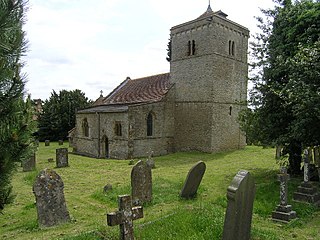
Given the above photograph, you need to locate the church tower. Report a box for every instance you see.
[170,4,249,152]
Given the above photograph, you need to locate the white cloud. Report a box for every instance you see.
[24,0,276,101]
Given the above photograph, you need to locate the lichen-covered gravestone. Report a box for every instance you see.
[180,161,206,199]
[131,160,152,206]
[107,195,143,240]
[22,153,36,172]
[222,170,256,240]
[56,148,69,168]
[33,169,70,227]
[293,149,320,205]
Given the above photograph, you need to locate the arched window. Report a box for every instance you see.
[147,112,153,136]
[192,40,196,55]
[231,41,235,56]
[82,118,89,137]
[115,122,122,136]
[188,41,191,56]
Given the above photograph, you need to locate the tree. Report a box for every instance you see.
[37,89,91,141]
[241,0,320,174]
[0,0,35,211]
[166,38,171,62]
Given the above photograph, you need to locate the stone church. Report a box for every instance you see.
[72,5,249,159]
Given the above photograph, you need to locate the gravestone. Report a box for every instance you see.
[131,160,152,206]
[314,146,320,180]
[222,170,256,240]
[56,148,69,168]
[275,145,283,160]
[146,151,155,169]
[107,195,143,240]
[103,184,113,193]
[33,169,70,227]
[58,140,64,145]
[293,149,320,205]
[272,167,297,223]
[48,158,54,163]
[45,140,50,146]
[22,153,36,172]
[180,161,206,199]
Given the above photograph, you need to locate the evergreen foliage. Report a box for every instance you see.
[166,38,172,62]
[0,0,35,211]
[37,89,91,141]
[240,0,320,174]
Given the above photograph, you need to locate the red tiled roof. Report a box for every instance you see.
[103,73,171,105]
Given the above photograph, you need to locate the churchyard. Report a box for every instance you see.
[1,143,320,240]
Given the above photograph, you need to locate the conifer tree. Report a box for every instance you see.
[0,0,35,211]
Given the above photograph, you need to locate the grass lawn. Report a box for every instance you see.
[0,142,319,239]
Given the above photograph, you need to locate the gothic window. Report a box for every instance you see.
[115,122,122,136]
[192,40,196,55]
[187,40,196,56]
[82,118,89,137]
[147,112,154,136]
[231,41,235,56]
[229,106,232,116]
[229,40,235,56]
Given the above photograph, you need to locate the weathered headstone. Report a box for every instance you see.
[107,195,143,240]
[180,161,206,199]
[293,149,320,205]
[103,184,113,193]
[58,140,64,145]
[45,140,50,146]
[146,151,155,169]
[33,169,70,227]
[275,145,283,160]
[272,167,297,223]
[48,158,54,163]
[56,148,69,168]
[314,146,320,180]
[22,153,36,172]
[131,160,152,206]
[222,170,256,240]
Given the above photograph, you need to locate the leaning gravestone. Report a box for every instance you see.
[56,148,69,168]
[45,140,50,146]
[131,160,152,206]
[107,195,143,240]
[272,167,296,223]
[180,161,206,199]
[22,153,36,172]
[33,169,70,227]
[222,170,256,240]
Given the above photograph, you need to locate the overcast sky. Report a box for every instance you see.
[23,0,275,101]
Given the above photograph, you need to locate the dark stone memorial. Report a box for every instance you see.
[33,169,70,227]
[272,167,297,223]
[293,149,320,205]
[22,153,36,172]
[131,160,152,206]
[107,195,143,240]
[56,148,69,168]
[45,140,50,146]
[222,170,256,240]
[180,161,206,199]
[58,140,64,145]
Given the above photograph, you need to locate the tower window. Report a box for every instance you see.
[229,40,235,56]
[82,118,89,137]
[187,40,196,56]
[147,112,154,136]
[115,122,122,136]
[229,106,232,116]
[192,40,196,55]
